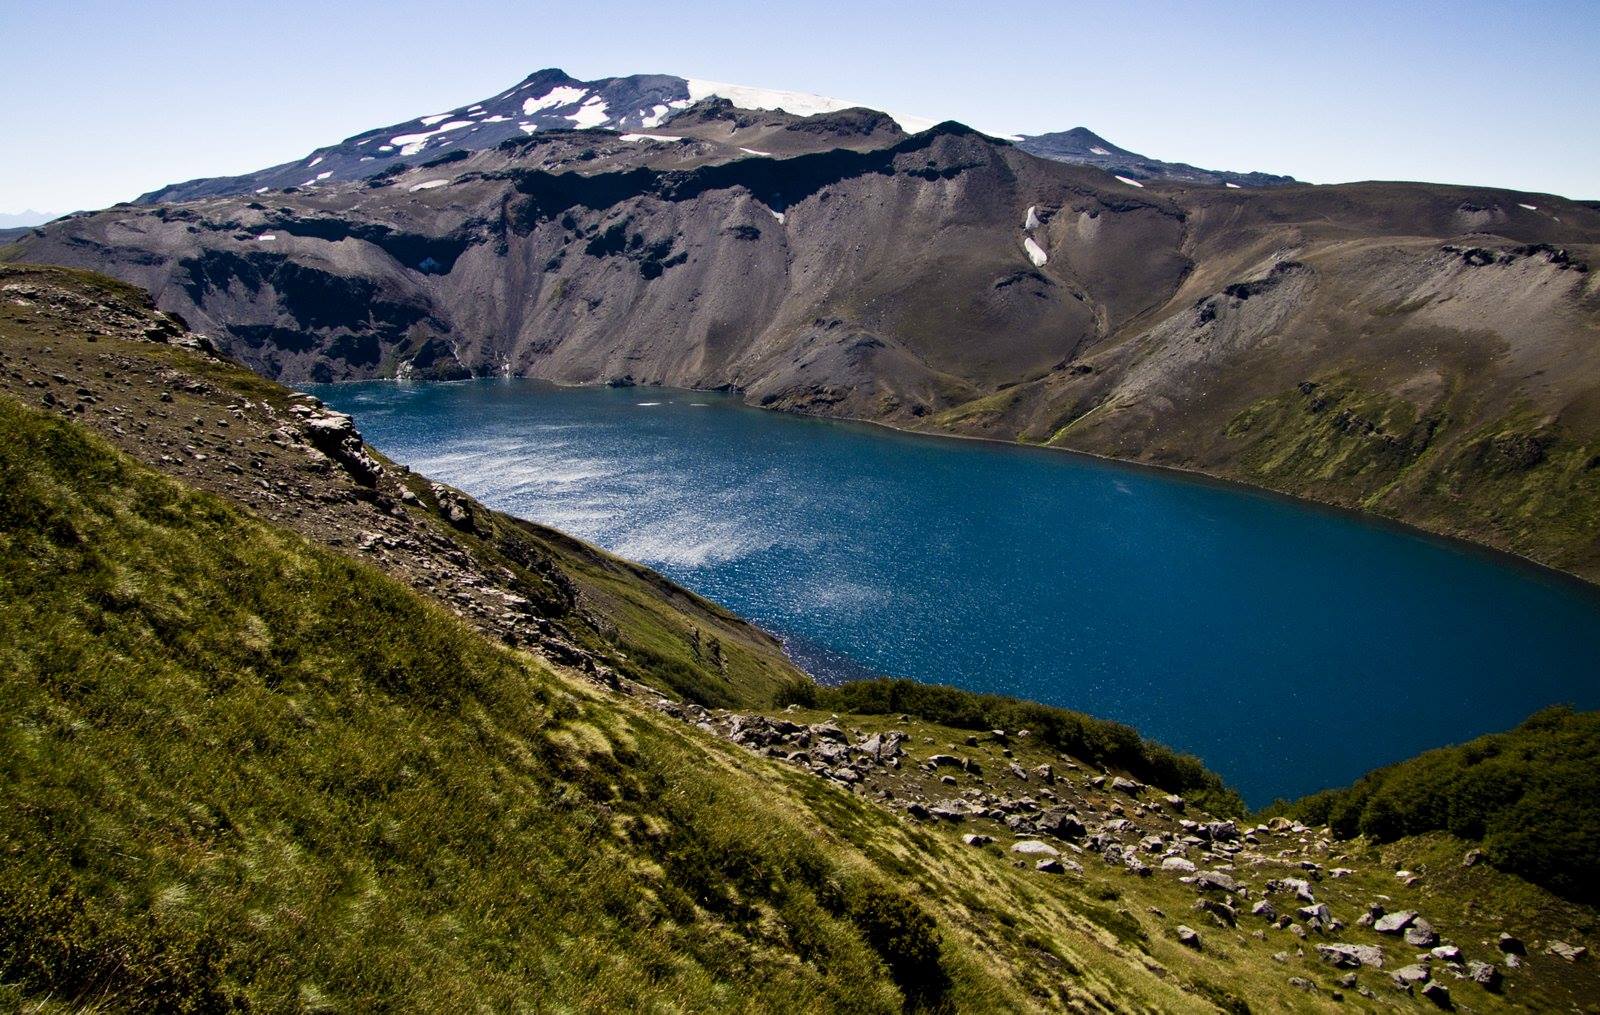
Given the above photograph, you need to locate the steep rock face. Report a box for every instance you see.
[9,118,1600,578]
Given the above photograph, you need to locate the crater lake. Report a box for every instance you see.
[308,379,1600,804]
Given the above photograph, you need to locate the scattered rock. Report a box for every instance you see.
[1546,940,1587,962]
[1467,960,1501,991]
[1317,943,1384,969]
[1374,910,1418,935]
[1192,870,1241,894]
[1391,963,1430,990]
[1420,979,1451,1008]
[1403,918,1438,947]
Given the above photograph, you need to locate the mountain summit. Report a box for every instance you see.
[135,68,1286,203]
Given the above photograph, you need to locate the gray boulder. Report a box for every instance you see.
[1317,943,1384,969]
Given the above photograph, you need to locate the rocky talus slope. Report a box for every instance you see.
[3,263,1598,1011]
[8,99,1600,582]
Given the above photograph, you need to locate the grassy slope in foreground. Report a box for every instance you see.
[0,395,964,1012]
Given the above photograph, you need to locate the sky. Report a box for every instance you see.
[2,0,1597,216]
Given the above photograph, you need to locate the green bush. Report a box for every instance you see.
[800,679,1244,816]
[1288,705,1600,904]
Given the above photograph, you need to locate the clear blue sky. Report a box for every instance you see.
[3,0,1597,214]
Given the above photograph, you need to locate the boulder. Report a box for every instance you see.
[1192,870,1241,894]
[1037,807,1086,840]
[1110,776,1143,796]
[1035,858,1067,874]
[1298,903,1335,931]
[1251,899,1277,922]
[961,833,993,847]
[1317,943,1384,969]
[1010,839,1059,858]
[1161,856,1197,873]
[1429,945,1462,964]
[1467,960,1501,991]
[1496,932,1525,955]
[1176,925,1202,950]
[1403,919,1438,947]
[1194,898,1237,927]
[1373,910,1418,935]
[1419,980,1451,1008]
[1546,940,1587,962]
[1391,963,1430,989]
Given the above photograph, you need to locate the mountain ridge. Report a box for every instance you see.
[130,68,1290,205]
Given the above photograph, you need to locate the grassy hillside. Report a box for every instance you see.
[0,395,966,1011]
[1283,706,1600,906]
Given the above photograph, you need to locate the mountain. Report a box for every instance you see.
[4,261,1598,1011]
[0,209,56,228]
[135,68,940,204]
[10,93,1600,583]
[1014,126,1296,187]
[130,68,1284,205]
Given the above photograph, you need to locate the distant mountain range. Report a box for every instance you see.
[135,68,1291,204]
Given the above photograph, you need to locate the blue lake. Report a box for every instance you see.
[308,379,1600,805]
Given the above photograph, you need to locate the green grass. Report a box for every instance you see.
[0,395,957,1012]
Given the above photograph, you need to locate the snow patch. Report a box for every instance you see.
[315,171,332,181]
[308,155,324,167]
[1089,146,1111,155]
[1023,236,1048,267]
[1225,182,1242,189]
[1114,175,1144,188]
[254,186,270,194]
[566,96,610,129]
[639,103,672,128]
[482,114,509,123]
[257,234,276,242]
[620,133,684,142]
[523,85,588,116]
[419,113,453,126]
[685,78,937,133]
[390,119,475,157]
[1024,205,1041,230]
[769,208,786,224]
[739,147,772,157]
[518,123,538,135]
[409,179,450,192]
[1519,203,1538,210]
[636,401,663,407]
[359,156,374,162]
